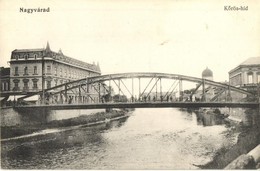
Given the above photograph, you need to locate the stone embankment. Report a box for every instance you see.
[1,108,133,139]
[225,144,260,169]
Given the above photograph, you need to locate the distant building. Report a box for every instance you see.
[0,67,10,92]
[202,67,213,80]
[229,57,260,92]
[193,67,214,101]
[9,42,101,94]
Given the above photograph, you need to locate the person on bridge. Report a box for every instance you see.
[160,95,163,102]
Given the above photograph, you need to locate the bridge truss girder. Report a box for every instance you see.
[19,72,255,105]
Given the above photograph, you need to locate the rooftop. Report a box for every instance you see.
[13,48,45,52]
[11,43,101,73]
[240,57,260,66]
[229,57,260,74]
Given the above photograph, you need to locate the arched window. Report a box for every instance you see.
[34,54,38,59]
[247,72,253,84]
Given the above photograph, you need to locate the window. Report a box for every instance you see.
[257,73,260,83]
[47,81,51,89]
[14,82,19,91]
[5,82,8,91]
[33,81,38,89]
[54,67,57,75]
[23,79,29,91]
[24,67,28,75]
[14,67,19,75]
[1,82,4,91]
[24,54,29,60]
[33,66,37,75]
[34,54,38,59]
[2,82,9,91]
[60,68,62,77]
[24,82,28,90]
[248,72,253,84]
[54,79,58,86]
[47,66,51,74]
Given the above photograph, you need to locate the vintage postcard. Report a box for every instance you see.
[0,0,259,169]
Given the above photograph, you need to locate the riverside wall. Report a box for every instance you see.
[0,107,105,127]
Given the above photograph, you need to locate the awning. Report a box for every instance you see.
[7,95,25,101]
[23,95,39,101]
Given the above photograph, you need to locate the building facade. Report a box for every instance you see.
[0,67,10,93]
[229,57,260,92]
[9,43,102,103]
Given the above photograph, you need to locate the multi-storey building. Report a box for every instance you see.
[0,67,10,92]
[9,42,102,103]
[229,57,260,93]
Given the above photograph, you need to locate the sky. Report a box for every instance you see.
[0,0,259,82]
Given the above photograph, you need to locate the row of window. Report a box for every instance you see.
[13,80,52,91]
[1,82,9,91]
[14,66,38,76]
[231,73,260,86]
[246,72,260,84]
[53,66,91,79]
[13,66,92,79]
[12,54,39,60]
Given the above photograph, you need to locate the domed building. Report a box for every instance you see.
[202,67,213,80]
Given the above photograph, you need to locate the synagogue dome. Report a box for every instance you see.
[202,67,213,78]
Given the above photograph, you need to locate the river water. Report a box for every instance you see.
[1,108,240,169]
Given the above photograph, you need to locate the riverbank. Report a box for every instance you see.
[1,108,133,139]
[200,108,260,169]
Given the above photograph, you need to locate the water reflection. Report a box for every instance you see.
[2,118,128,169]
[2,108,240,169]
[195,109,225,126]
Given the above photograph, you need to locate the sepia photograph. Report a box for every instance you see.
[0,0,260,169]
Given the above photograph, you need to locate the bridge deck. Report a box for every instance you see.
[14,102,259,111]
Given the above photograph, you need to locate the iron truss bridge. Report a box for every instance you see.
[17,72,258,110]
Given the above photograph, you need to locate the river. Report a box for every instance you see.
[0,108,246,169]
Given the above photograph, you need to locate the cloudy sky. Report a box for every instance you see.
[0,0,259,82]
